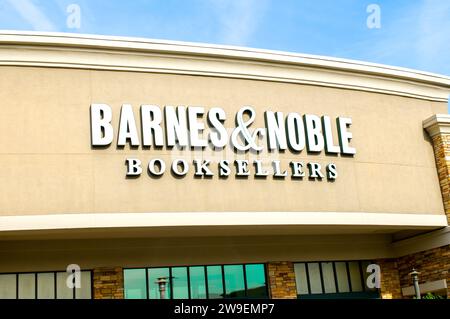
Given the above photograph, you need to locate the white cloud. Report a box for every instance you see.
[6,0,56,31]
[208,0,270,46]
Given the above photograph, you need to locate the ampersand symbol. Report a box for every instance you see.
[231,106,264,151]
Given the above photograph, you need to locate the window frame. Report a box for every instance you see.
[0,269,93,299]
[293,260,380,298]
[124,262,269,300]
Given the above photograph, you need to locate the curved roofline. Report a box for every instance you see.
[0,30,449,102]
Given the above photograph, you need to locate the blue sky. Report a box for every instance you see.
[1,0,450,77]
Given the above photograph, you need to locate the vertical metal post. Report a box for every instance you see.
[156,277,169,300]
[409,269,421,299]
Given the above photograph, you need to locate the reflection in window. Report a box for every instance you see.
[124,263,267,299]
[206,266,224,299]
[245,264,267,298]
[148,268,171,299]
[124,268,147,299]
[172,267,189,299]
[224,265,245,298]
[189,266,207,299]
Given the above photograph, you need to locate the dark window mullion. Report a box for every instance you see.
[73,270,76,300]
[54,272,57,299]
[345,262,352,292]
[332,262,339,293]
[242,264,248,298]
[169,267,173,300]
[318,263,325,294]
[145,268,149,299]
[35,273,38,299]
[305,263,311,294]
[263,263,269,299]
[359,261,367,292]
[187,267,191,299]
[204,266,209,299]
[15,273,19,299]
[221,265,226,299]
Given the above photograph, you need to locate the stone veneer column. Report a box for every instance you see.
[93,267,124,299]
[267,261,297,299]
[376,259,402,299]
[423,114,450,224]
[397,245,450,299]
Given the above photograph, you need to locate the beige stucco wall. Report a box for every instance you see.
[0,65,446,216]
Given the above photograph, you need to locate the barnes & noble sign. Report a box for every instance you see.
[90,104,356,180]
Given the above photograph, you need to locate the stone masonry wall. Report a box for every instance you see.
[376,259,402,299]
[93,267,124,299]
[267,261,297,299]
[431,134,450,224]
[397,245,450,298]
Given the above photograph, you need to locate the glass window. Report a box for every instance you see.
[335,262,350,293]
[321,262,336,294]
[75,271,92,299]
[307,263,322,294]
[124,269,147,299]
[224,265,245,298]
[123,263,268,299]
[361,260,376,292]
[37,273,55,299]
[18,273,35,299]
[0,274,16,299]
[189,266,207,299]
[245,264,267,298]
[148,268,170,299]
[294,263,309,295]
[349,262,363,292]
[206,266,224,299]
[56,272,73,299]
[172,267,189,299]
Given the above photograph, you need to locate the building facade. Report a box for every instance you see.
[0,32,449,299]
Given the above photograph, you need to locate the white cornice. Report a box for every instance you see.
[0,212,447,233]
[0,31,450,102]
[423,114,450,137]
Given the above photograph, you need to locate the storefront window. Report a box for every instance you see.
[124,268,147,299]
[206,266,224,299]
[18,273,35,299]
[172,267,189,299]
[245,264,267,298]
[0,274,16,299]
[124,263,267,299]
[189,266,207,299]
[224,265,245,298]
[294,260,379,299]
[321,262,337,294]
[148,268,170,299]
[0,270,92,299]
[335,262,350,293]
